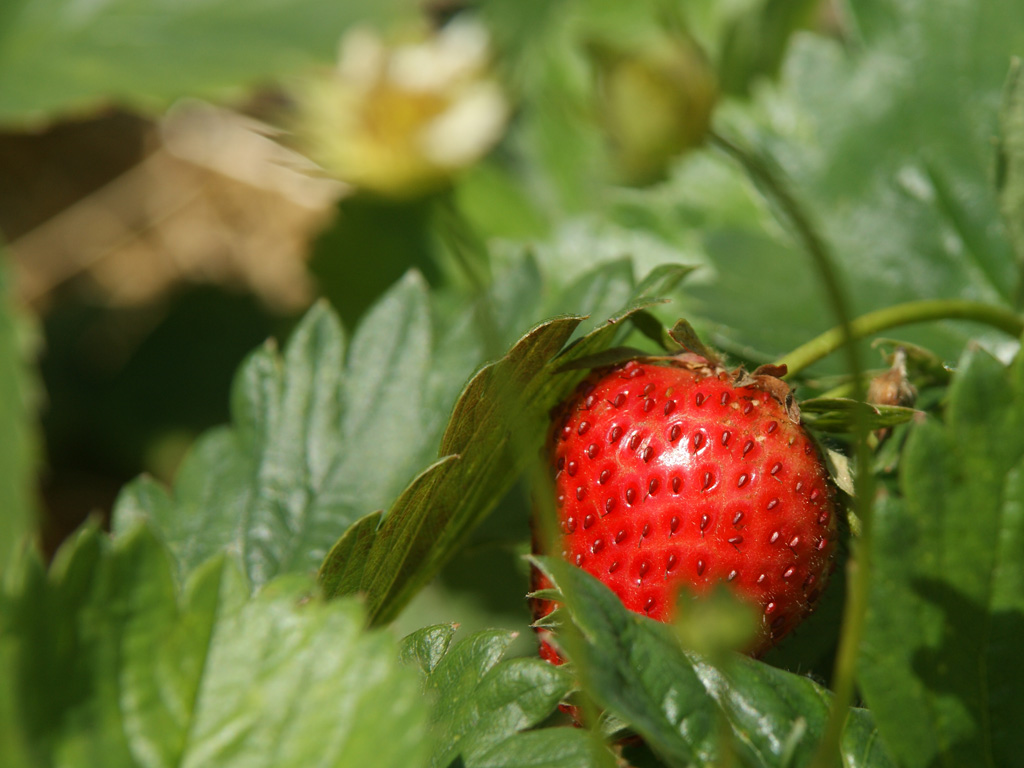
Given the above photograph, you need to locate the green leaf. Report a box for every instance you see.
[716,0,819,95]
[317,510,381,599]
[400,625,606,768]
[759,0,1021,342]
[0,0,410,126]
[511,27,607,215]
[538,556,894,768]
[320,316,580,622]
[455,161,552,242]
[320,265,684,624]
[344,454,465,622]
[798,397,918,433]
[859,345,1024,768]
[112,275,458,590]
[632,263,699,301]
[666,317,717,360]
[0,523,430,768]
[113,300,354,586]
[554,346,652,373]
[0,256,36,578]
[399,622,457,674]
[310,195,443,332]
[486,250,548,350]
[545,258,636,339]
[335,270,434,512]
[997,57,1024,307]
[468,727,603,768]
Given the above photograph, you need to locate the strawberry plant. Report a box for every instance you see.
[2,1,1024,767]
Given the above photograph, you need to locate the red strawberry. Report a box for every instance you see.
[533,357,837,660]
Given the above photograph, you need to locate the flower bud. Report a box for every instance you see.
[591,36,718,185]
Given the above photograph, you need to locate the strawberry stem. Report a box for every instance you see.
[776,299,1024,377]
[433,191,508,362]
[711,129,873,768]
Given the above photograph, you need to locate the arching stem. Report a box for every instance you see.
[777,300,1024,377]
[710,129,871,768]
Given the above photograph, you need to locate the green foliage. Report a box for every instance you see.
[401,625,606,767]
[113,259,688,599]
[798,398,918,433]
[111,270,492,588]
[536,557,895,768]
[0,0,411,125]
[112,296,368,588]
[318,318,579,621]
[0,523,430,768]
[319,263,691,624]
[715,0,820,95]
[6,0,1024,766]
[571,0,1024,366]
[859,344,1024,768]
[998,57,1024,306]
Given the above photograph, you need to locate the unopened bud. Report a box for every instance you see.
[591,36,718,185]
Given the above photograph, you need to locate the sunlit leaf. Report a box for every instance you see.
[114,276,461,588]
[320,264,692,624]
[0,523,430,768]
[798,397,918,433]
[537,556,895,768]
[400,625,606,768]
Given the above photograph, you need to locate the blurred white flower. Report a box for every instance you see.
[293,19,508,198]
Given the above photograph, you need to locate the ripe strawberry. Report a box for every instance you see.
[533,357,837,660]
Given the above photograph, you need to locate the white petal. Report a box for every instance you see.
[420,83,507,167]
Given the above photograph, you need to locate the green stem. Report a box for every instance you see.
[710,129,872,768]
[777,300,1024,377]
[432,192,505,360]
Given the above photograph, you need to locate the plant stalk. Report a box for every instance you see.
[433,191,506,360]
[776,300,1024,377]
[710,129,872,768]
